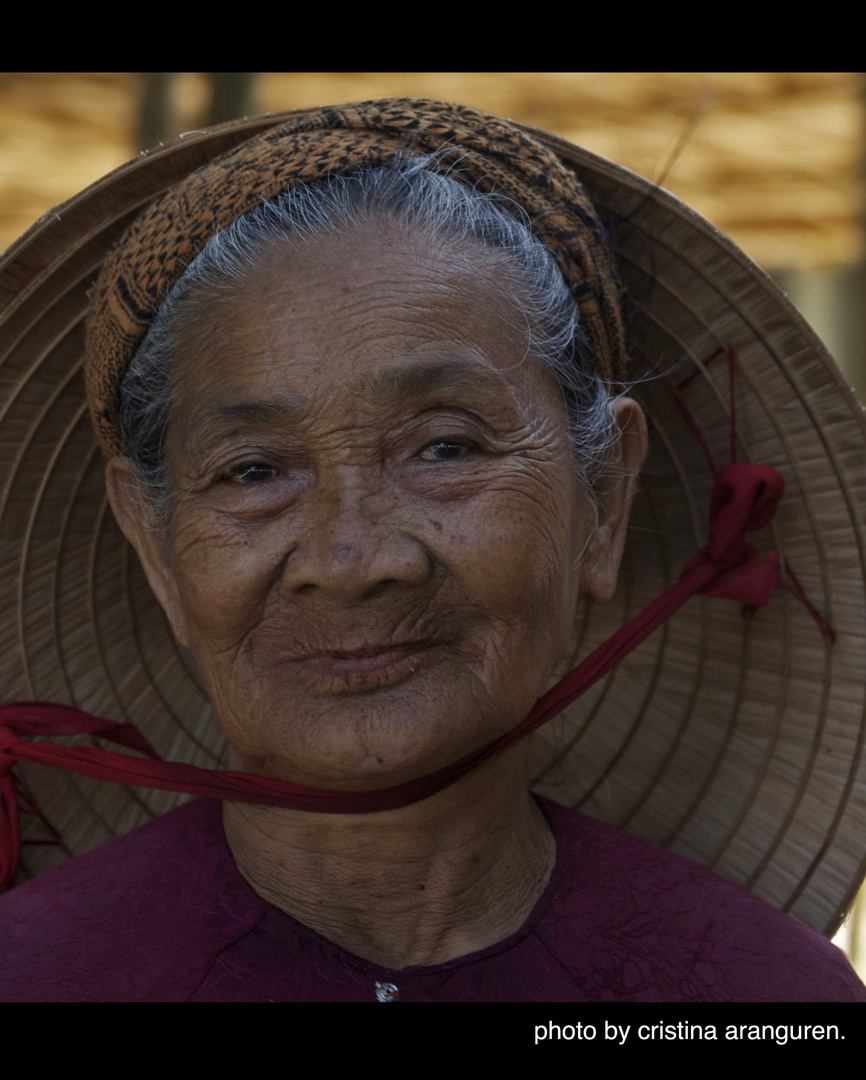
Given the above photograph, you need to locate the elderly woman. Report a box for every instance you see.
[0,100,864,1002]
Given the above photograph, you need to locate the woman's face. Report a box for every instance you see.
[115,222,636,789]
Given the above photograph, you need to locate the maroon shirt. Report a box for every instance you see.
[0,796,862,1002]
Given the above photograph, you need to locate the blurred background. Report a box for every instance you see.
[1,71,863,976]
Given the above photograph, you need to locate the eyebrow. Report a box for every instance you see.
[180,393,308,453]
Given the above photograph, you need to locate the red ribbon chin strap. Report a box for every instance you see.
[0,458,832,889]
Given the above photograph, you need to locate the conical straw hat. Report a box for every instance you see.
[1,110,864,937]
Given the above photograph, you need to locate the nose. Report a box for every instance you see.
[283,470,433,601]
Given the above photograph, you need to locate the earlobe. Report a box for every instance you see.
[579,397,648,605]
[104,458,191,648]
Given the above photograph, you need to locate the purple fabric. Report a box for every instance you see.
[0,796,862,1002]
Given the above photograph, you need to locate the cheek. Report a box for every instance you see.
[168,514,280,648]
[435,475,588,636]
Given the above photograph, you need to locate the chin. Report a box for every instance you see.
[222,667,522,792]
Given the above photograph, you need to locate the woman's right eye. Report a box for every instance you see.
[229,463,277,484]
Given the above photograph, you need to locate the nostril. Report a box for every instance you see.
[279,513,434,599]
[362,578,403,601]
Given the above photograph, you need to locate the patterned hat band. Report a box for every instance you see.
[85,98,628,458]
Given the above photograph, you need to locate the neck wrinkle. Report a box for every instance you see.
[220,746,556,970]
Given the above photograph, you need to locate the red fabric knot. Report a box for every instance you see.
[681,461,784,608]
[0,703,165,888]
[0,723,22,888]
[0,722,20,778]
[708,463,783,564]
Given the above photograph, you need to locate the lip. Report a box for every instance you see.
[283,639,447,694]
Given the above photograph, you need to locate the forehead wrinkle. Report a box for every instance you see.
[364,358,517,402]
[219,396,309,423]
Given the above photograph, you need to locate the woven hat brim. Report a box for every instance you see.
[1,110,864,936]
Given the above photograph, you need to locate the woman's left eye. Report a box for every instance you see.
[419,441,474,462]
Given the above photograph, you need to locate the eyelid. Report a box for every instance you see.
[216,445,308,481]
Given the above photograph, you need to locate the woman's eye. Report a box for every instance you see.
[231,463,277,484]
[420,441,473,462]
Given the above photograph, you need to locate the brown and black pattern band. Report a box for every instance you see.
[85,98,629,457]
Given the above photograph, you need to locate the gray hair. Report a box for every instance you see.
[118,153,618,525]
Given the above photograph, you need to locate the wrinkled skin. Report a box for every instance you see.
[108,221,645,793]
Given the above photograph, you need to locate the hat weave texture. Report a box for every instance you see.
[1,102,864,937]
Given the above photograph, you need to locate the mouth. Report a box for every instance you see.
[283,639,447,694]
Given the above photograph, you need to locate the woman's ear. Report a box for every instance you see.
[104,457,191,648]
[579,397,648,605]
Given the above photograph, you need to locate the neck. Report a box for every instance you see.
[221,747,555,970]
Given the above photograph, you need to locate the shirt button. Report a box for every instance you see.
[375,982,400,1002]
